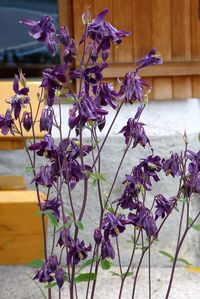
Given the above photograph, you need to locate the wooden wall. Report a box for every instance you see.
[60,0,200,100]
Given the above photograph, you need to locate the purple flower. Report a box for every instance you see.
[135,48,163,71]
[34,262,54,283]
[60,26,70,47]
[129,206,157,238]
[55,268,65,289]
[60,138,93,160]
[101,212,128,240]
[119,71,150,103]
[119,118,150,148]
[154,194,176,220]
[68,95,107,130]
[20,16,57,56]
[8,75,29,119]
[29,134,58,159]
[95,82,117,109]
[40,107,54,133]
[47,255,58,272]
[114,174,140,210]
[57,227,72,247]
[0,109,14,135]
[184,150,200,195]
[22,111,32,131]
[94,228,102,245]
[31,165,56,187]
[63,39,76,65]
[41,65,66,106]
[41,197,61,222]
[67,239,92,265]
[101,238,115,259]
[162,152,181,177]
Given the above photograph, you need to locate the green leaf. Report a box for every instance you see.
[178,198,188,203]
[188,217,200,231]
[77,257,99,273]
[159,250,174,262]
[65,210,74,218]
[101,259,112,270]
[75,273,96,283]
[75,220,84,231]
[188,217,193,225]
[28,259,43,269]
[176,258,192,266]
[110,271,121,277]
[90,172,107,185]
[44,210,58,227]
[44,282,57,289]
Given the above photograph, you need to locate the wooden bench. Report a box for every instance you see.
[0,190,47,264]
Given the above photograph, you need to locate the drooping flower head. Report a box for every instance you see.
[22,111,32,131]
[40,107,54,133]
[134,48,163,71]
[154,194,176,220]
[41,197,61,222]
[67,239,92,265]
[162,152,181,177]
[29,134,58,159]
[0,109,14,136]
[101,212,129,240]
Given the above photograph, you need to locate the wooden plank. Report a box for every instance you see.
[191,0,200,97]
[73,0,92,43]
[58,0,74,34]
[103,61,200,78]
[0,191,47,264]
[152,0,171,61]
[133,0,152,60]
[113,0,133,63]
[173,77,192,99]
[0,176,26,191]
[153,77,173,100]
[171,0,191,61]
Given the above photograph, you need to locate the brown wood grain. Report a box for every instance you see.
[173,77,192,99]
[153,77,173,100]
[113,0,133,63]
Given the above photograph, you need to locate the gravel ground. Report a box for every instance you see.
[0,266,200,299]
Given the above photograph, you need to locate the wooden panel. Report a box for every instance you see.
[0,191,47,264]
[171,0,191,61]
[133,0,152,60]
[191,0,200,97]
[173,77,192,99]
[0,176,26,191]
[153,77,173,100]
[113,0,133,63]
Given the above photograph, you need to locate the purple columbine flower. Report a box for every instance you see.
[34,262,54,283]
[95,82,117,109]
[119,71,150,103]
[8,75,30,119]
[29,134,58,159]
[94,228,103,245]
[101,212,129,240]
[154,194,176,220]
[67,239,92,265]
[134,48,163,71]
[20,16,57,56]
[60,138,93,160]
[129,205,157,238]
[184,150,200,195]
[22,111,32,131]
[162,152,181,177]
[31,165,56,187]
[41,197,61,222]
[46,31,57,56]
[60,26,70,47]
[41,65,66,106]
[55,268,65,289]
[63,39,76,65]
[0,109,14,135]
[119,117,150,148]
[101,238,115,259]
[113,174,141,210]
[47,255,58,272]
[57,227,72,247]
[40,107,54,133]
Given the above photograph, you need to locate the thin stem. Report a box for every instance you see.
[116,237,123,278]
[148,238,151,299]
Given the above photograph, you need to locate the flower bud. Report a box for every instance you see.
[55,268,65,289]
[60,26,70,47]
[48,255,58,272]
[23,111,32,131]
[40,108,53,133]
[94,228,102,245]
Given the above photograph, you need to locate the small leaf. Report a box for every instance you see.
[44,282,57,289]
[65,210,74,218]
[75,220,84,231]
[110,271,121,277]
[189,217,200,231]
[176,258,192,266]
[28,259,43,269]
[75,273,96,283]
[178,198,188,203]
[55,222,72,234]
[90,172,107,185]
[159,250,174,262]
[101,259,112,270]
[44,210,58,227]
